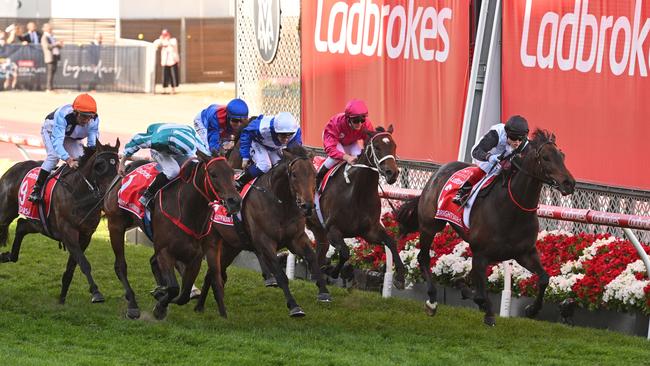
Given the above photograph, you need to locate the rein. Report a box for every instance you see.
[344,131,396,183]
[507,141,558,212]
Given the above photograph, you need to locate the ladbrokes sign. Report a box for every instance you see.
[302,0,470,162]
[503,0,650,190]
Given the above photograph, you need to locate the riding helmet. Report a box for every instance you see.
[226,98,249,120]
[273,112,299,133]
[344,99,369,117]
[504,115,529,137]
[72,93,97,114]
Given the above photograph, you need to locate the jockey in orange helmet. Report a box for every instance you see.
[315,99,375,188]
[29,93,100,202]
[453,115,529,205]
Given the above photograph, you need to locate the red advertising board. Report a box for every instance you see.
[503,0,650,190]
[301,0,470,163]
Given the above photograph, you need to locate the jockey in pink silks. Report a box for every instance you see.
[315,99,375,188]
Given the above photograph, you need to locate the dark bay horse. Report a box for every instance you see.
[307,126,406,289]
[396,129,575,326]
[196,145,332,317]
[0,139,120,304]
[103,152,241,319]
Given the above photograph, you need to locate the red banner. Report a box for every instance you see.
[301,0,470,163]
[503,0,650,190]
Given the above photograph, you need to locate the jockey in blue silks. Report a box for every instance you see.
[193,98,249,154]
[235,112,302,189]
[29,93,100,202]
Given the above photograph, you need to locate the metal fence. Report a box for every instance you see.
[0,44,150,92]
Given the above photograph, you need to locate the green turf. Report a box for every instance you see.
[0,221,649,366]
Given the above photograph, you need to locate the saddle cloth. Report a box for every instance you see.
[18,167,60,220]
[211,178,256,225]
[434,166,496,232]
[117,162,159,219]
[313,156,344,193]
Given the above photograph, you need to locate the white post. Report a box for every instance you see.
[622,228,650,340]
[382,246,394,298]
[285,253,295,280]
[499,260,512,317]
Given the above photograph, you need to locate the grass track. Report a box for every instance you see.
[0,221,649,365]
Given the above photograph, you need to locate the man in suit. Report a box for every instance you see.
[20,21,41,44]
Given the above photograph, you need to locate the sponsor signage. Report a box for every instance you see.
[254,0,281,63]
[503,0,650,190]
[302,0,470,162]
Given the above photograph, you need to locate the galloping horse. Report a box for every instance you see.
[396,129,575,326]
[103,151,241,319]
[307,126,406,289]
[196,145,332,317]
[0,139,120,304]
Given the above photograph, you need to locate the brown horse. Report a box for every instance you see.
[0,139,120,304]
[396,129,575,326]
[103,152,241,319]
[196,145,332,317]
[307,126,406,289]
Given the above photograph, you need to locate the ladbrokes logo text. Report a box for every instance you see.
[313,0,453,61]
[520,0,650,76]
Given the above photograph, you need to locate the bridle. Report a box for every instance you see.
[191,156,228,204]
[286,156,312,211]
[344,131,396,183]
[508,140,562,211]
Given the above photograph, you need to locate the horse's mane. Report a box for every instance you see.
[374,126,386,133]
[528,129,556,147]
[77,145,97,167]
[283,144,310,160]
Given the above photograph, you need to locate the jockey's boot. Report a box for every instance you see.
[28,169,50,203]
[235,170,254,191]
[139,173,170,207]
[452,182,472,206]
[315,166,328,192]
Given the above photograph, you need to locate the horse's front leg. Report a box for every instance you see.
[364,225,406,290]
[326,227,348,280]
[470,254,495,326]
[307,219,330,271]
[516,249,549,319]
[59,226,104,303]
[152,248,179,320]
[0,218,36,263]
[288,232,332,302]
[172,248,203,306]
[107,216,140,319]
[416,227,440,316]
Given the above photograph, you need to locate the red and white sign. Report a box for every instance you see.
[502,0,650,190]
[301,0,470,163]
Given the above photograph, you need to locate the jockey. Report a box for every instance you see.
[315,99,375,189]
[118,123,211,207]
[193,98,248,154]
[453,115,530,205]
[29,93,100,203]
[235,112,302,189]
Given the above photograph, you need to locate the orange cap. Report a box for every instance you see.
[72,93,97,113]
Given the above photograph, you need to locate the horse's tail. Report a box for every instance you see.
[396,196,420,236]
[0,224,7,247]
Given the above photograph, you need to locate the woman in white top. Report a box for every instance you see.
[153,29,180,94]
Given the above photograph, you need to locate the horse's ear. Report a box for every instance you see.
[114,137,120,150]
[197,150,211,163]
[283,148,295,161]
[364,129,374,140]
[387,124,394,134]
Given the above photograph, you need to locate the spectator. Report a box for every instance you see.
[87,33,103,91]
[153,29,179,94]
[5,23,24,45]
[41,23,63,92]
[2,57,18,90]
[21,21,41,44]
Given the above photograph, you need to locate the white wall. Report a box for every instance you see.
[0,0,51,18]
[119,0,234,19]
[51,0,117,18]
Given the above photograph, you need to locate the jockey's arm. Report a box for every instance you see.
[205,110,222,151]
[239,121,258,160]
[323,127,344,160]
[472,130,499,161]
[51,111,71,161]
[86,116,100,148]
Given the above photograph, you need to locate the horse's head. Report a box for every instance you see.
[79,138,120,192]
[364,125,399,184]
[521,129,575,195]
[282,145,315,217]
[198,150,241,215]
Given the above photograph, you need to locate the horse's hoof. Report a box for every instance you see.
[91,292,105,303]
[173,295,190,306]
[126,308,141,320]
[317,292,332,303]
[153,304,167,320]
[194,304,205,313]
[289,306,306,317]
[150,286,166,301]
[264,277,278,287]
[524,304,539,318]
[424,300,438,316]
[0,252,11,263]
[484,315,496,326]
[59,297,66,305]
[393,278,406,290]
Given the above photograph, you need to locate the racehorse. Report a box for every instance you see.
[395,129,575,326]
[196,145,332,317]
[0,139,120,304]
[103,151,241,320]
[307,126,406,289]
